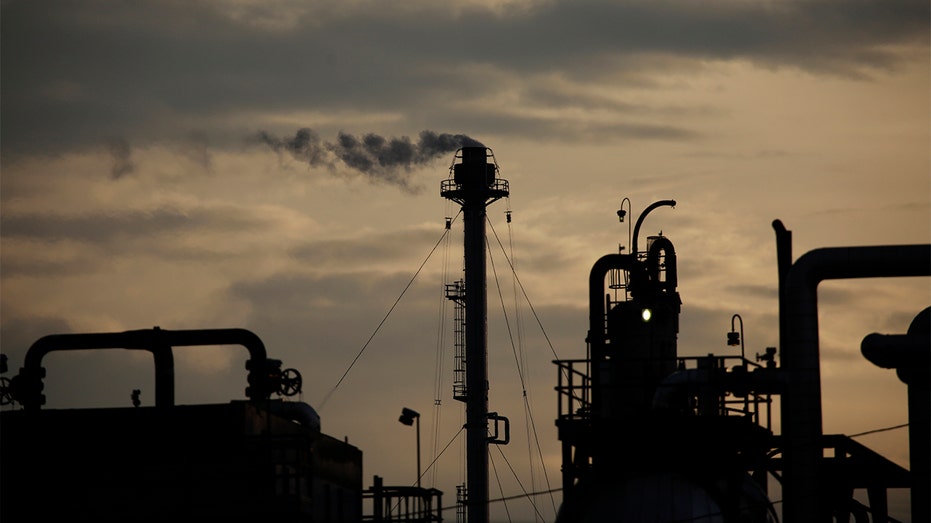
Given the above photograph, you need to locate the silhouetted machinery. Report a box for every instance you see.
[555,200,780,522]
[554,203,929,522]
[0,328,363,522]
[1,184,927,523]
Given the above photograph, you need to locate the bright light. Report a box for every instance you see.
[641,308,653,322]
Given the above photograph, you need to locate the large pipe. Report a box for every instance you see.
[772,220,792,352]
[631,199,676,256]
[652,366,785,412]
[15,327,268,410]
[646,235,678,292]
[588,253,637,351]
[861,307,930,523]
[781,244,931,523]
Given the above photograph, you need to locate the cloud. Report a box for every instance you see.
[178,131,213,170]
[256,129,482,190]
[289,227,443,268]
[2,0,925,157]
[1,206,269,245]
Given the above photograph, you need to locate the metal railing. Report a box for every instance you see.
[364,476,443,522]
[554,359,591,423]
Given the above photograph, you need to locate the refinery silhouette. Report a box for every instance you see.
[1,147,928,523]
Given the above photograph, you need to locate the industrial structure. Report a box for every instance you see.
[553,203,930,522]
[440,146,511,523]
[0,328,365,522]
[1,146,928,522]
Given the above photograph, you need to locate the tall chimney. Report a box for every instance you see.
[441,146,509,523]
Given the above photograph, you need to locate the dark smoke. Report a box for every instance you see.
[108,138,135,179]
[258,128,331,168]
[256,129,483,190]
[179,131,212,171]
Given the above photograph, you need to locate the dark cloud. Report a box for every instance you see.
[1,206,269,244]
[256,129,482,190]
[0,315,73,365]
[0,205,279,278]
[724,284,779,300]
[289,227,443,266]
[0,255,101,278]
[1,0,925,157]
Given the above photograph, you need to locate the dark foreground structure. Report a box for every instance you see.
[1,148,927,522]
[0,328,364,522]
[553,205,930,523]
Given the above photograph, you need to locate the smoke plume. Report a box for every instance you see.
[256,129,483,190]
[108,138,135,179]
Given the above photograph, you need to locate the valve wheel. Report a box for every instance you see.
[279,368,302,397]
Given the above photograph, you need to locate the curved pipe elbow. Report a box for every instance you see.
[632,199,676,255]
[646,236,678,291]
[588,253,635,344]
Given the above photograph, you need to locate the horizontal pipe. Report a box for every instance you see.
[23,328,267,369]
[861,333,930,370]
[18,328,268,410]
[653,367,785,410]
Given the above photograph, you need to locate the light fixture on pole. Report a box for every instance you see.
[399,407,421,489]
[728,314,745,362]
[617,197,632,253]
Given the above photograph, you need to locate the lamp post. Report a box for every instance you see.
[399,407,421,489]
[728,313,745,362]
[617,197,632,253]
[728,314,749,416]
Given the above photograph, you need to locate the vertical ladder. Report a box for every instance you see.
[445,280,467,402]
[456,483,468,523]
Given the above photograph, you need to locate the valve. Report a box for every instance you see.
[756,347,778,369]
[0,377,13,406]
[279,368,302,397]
[9,366,46,410]
[245,358,282,400]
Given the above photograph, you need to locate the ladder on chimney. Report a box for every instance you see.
[445,280,467,402]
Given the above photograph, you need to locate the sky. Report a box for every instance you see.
[1,0,929,520]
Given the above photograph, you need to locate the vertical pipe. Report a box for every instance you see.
[781,244,930,523]
[861,308,931,522]
[772,220,792,358]
[906,308,931,523]
[416,414,422,490]
[150,345,175,407]
[373,475,384,523]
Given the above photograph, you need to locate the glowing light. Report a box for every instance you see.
[641,308,653,322]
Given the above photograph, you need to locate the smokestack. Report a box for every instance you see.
[441,146,508,523]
